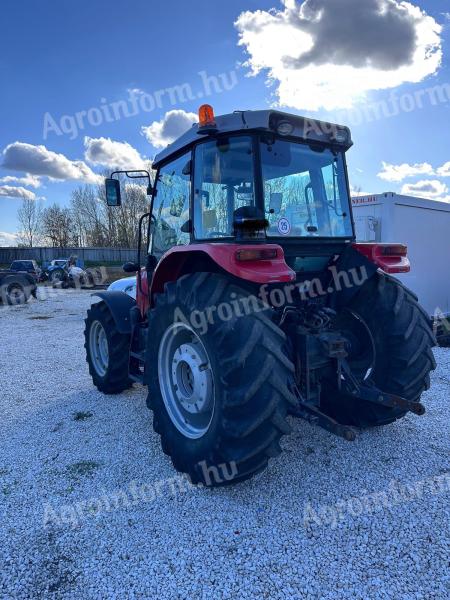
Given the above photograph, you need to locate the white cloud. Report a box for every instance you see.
[0,231,19,247]
[436,161,450,177]
[378,161,435,182]
[142,110,197,149]
[401,179,448,199]
[0,185,37,201]
[84,137,146,170]
[1,142,101,184]
[0,173,41,188]
[235,0,442,110]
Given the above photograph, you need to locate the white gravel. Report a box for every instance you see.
[0,289,448,599]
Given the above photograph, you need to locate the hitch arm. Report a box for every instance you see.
[340,360,425,416]
[291,402,357,442]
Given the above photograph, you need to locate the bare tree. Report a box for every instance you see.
[17,198,42,247]
[41,204,73,247]
[70,168,152,248]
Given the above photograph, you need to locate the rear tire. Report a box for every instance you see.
[146,272,297,487]
[84,301,132,394]
[322,272,436,428]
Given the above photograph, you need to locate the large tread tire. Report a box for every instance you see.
[146,272,296,487]
[84,301,132,394]
[322,271,436,428]
[1,275,33,305]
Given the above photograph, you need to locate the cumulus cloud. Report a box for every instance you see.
[0,173,41,188]
[235,0,442,110]
[436,162,450,177]
[84,137,146,170]
[401,179,448,199]
[378,161,435,182]
[0,231,19,247]
[2,142,101,184]
[142,110,197,149]
[0,185,37,201]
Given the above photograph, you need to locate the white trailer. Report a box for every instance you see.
[351,192,450,322]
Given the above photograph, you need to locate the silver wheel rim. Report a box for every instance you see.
[158,323,215,439]
[89,320,109,377]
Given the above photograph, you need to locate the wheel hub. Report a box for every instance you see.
[158,323,215,439]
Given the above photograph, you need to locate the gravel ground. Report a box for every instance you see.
[0,289,449,599]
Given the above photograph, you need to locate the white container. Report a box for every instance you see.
[352,192,450,319]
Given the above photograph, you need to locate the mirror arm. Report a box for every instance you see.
[110,170,154,195]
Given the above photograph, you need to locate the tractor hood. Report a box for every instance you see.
[152,110,353,169]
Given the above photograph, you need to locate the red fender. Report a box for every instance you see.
[137,243,295,316]
[352,243,410,274]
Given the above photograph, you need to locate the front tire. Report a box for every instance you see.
[146,273,297,487]
[84,301,132,394]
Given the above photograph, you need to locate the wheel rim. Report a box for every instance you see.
[89,320,109,377]
[7,284,25,304]
[158,323,215,439]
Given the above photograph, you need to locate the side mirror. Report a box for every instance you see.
[105,178,121,206]
[123,261,139,273]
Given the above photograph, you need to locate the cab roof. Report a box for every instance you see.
[152,109,353,169]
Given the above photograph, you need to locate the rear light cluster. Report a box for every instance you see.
[235,248,278,262]
[378,244,408,257]
[352,243,410,274]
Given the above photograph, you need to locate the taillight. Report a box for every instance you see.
[352,243,410,274]
[235,248,278,262]
[379,244,407,257]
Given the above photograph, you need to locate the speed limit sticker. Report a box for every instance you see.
[277,218,291,235]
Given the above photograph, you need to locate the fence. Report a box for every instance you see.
[0,247,136,265]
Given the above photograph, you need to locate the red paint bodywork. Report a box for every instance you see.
[352,243,411,274]
[136,243,295,316]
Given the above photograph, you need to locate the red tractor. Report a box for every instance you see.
[84,105,436,486]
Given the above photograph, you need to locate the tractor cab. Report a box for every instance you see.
[105,105,356,292]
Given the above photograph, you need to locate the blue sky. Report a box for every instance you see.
[1,0,449,243]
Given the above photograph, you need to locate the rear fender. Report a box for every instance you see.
[92,291,136,334]
[148,243,295,304]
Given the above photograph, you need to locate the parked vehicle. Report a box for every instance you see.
[352,192,450,342]
[84,105,436,487]
[0,269,37,305]
[9,259,42,281]
[108,276,136,299]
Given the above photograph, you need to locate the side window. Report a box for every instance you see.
[193,136,255,239]
[152,152,191,260]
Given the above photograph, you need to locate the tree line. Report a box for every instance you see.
[16,174,152,248]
